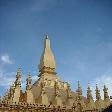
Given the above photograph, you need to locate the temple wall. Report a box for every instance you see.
[0,103,100,112]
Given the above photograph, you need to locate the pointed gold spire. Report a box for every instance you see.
[66,82,74,107]
[95,84,104,110]
[39,34,56,76]
[26,72,32,90]
[16,67,21,78]
[11,68,22,103]
[103,85,109,100]
[67,82,72,98]
[86,83,95,110]
[77,81,82,100]
[87,83,94,101]
[103,85,110,107]
[75,81,86,111]
[15,68,21,87]
[95,84,101,100]
[25,71,34,104]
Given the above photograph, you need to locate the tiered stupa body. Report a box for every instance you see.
[31,35,77,106]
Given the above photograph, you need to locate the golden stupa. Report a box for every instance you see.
[0,35,111,112]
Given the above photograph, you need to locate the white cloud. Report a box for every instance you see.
[0,54,15,93]
[0,68,26,95]
[1,54,13,64]
[0,70,16,87]
[0,55,38,95]
[0,65,38,92]
[90,75,112,100]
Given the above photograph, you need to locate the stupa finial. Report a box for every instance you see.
[45,33,49,39]
[38,34,56,76]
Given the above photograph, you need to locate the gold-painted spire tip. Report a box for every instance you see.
[45,33,49,39]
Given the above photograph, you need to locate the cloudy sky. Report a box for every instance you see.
[0,0,112,99]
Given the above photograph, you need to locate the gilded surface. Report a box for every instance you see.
[0,35,111,112]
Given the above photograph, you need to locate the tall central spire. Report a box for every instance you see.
[38,34,56,76]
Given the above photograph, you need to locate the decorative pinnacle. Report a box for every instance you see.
[77,81,82,95]
[87,83,93,101]
[96,84,100,91]
[17,67,21,72]
[76,81,83,101]
[78,81,81,90]
[103,85,109,100]
[95,84,99,92]
[26,72,32,90]
[15,67,21,86]
[16,67,21,78]
[95,84,101,100]
[104,85,107,90]
[45,33,49,39]
[87,82,91,90]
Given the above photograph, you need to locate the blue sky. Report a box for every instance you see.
[0,0,112,98]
